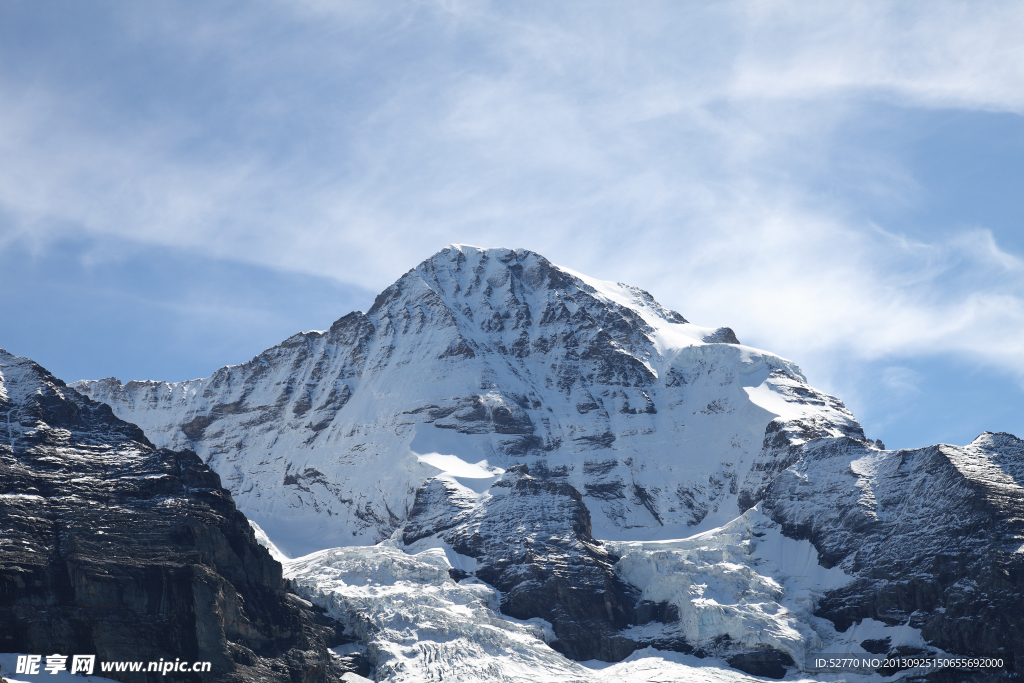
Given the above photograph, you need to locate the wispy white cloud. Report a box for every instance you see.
[881,366,922,396]
[730,1,1024,112]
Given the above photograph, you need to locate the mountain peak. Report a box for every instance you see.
[73,247,834,554]
[368,245,719,362]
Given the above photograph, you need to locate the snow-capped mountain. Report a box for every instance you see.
[73,245,861,557]
[69,245,1024,678]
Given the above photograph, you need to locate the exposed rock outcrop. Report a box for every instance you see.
[0,350,358,683]
[403,465,645,660]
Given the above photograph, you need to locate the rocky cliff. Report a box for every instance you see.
[0,350,360,682]
[402,464,648,661]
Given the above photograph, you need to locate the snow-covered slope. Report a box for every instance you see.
[73,245,862,557]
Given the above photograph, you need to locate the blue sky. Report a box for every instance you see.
[1,1,1023,450]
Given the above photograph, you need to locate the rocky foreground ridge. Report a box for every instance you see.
[0,350,365,682]
[55,245,1024,679]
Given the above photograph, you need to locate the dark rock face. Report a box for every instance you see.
[0,350,355,683]
[861,637,891,654]
[701,327,740,344]
[403,465,651,661]
[727,649,794,679]
[737,368,865,512]
[761,429,1024,659]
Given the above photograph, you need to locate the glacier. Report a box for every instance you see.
[263,507,934,682]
